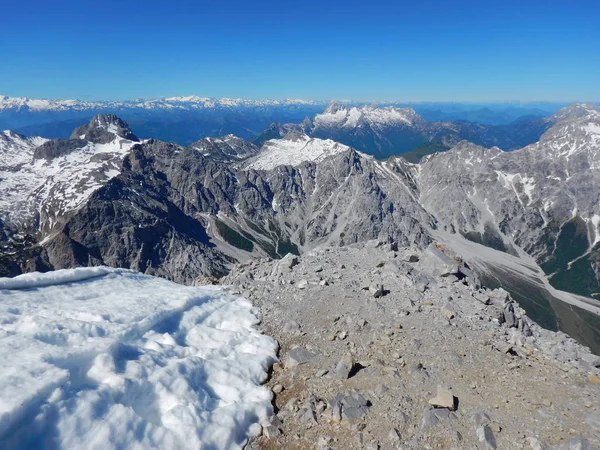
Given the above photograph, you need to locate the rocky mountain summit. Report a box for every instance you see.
[221,242,600,449]
[0,114,139,239]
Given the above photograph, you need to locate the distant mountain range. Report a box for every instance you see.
[253,103,561,159]
[1,95,583,152]
[0,95,326,145]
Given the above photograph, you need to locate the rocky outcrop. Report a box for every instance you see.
[190,134,260,162]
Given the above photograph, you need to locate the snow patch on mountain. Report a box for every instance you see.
[525,103,600,161]
[192,135,260,161]
[0,128,138,235]
[245,135,352,170]
[0,131,48,168]
[0,267,277,450]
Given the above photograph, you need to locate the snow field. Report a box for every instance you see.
[0,268,278,450]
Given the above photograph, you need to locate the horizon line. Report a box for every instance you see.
[1,94,599,105]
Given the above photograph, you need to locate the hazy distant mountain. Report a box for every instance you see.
[254,103,556,158]
[413,104,562,125]
[0,95,326,144]
[1,96,578,151]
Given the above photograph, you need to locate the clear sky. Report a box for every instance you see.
[1,0,599,102]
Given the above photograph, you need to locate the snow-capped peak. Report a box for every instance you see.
[0,116,140,236]
[314,104,424,129]
[70,114,139,143]
[324,102,347,115]
[551,102,600,122]
[164,95,211,103]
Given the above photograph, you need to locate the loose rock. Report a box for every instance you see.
[428,385,457,411]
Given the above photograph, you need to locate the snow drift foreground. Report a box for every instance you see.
[0,267,278,450]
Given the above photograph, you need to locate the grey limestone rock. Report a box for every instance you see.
[474,412,497,449]
[329,392,370,423]
[335,354,354,379]
[428,385,457,411]
[368,283,385,298]
[285,347,314,368]
[71,114,139,144]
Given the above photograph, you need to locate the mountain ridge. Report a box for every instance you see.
[1,105,600,352]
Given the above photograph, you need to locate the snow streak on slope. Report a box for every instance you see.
[0,268,278,450]
[245,135,352,170]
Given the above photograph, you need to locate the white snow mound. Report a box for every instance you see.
[0,267,278,450]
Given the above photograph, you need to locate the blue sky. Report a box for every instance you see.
[1,0,599,101]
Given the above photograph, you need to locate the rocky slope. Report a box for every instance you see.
[417,103,600,298]
[0,115,434,282]
[37,140,434,284]
[221,242,600,449]
[0,115,139,240]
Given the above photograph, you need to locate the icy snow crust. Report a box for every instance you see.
[0,268,278,450]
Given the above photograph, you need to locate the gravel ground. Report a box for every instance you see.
[220,241,600,450]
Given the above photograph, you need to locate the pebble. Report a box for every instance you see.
[368,283,385,298]
[388,428,401,441]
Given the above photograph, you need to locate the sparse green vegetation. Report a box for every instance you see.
[277,239,299,257]
[541,217,589,274]
[400,141,451,163]
[540,217,600,298]
[214,220,254,252]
